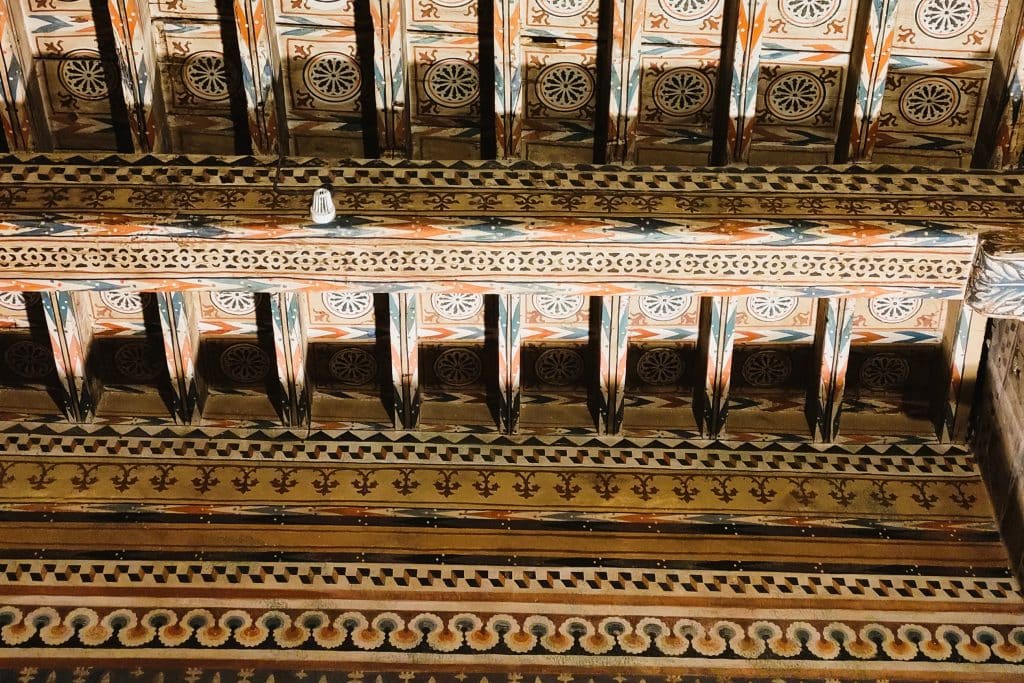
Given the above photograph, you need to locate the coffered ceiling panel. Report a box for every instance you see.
[153,19,239,152]
[0,0,1019,165]
[17,0,116,150]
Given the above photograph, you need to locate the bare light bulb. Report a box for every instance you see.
[310,187,336,224]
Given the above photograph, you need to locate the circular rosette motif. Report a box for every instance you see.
[425,59,479,108]
[210,291,257,316]
[868,295,923,323]
[535,348,585,386]
[533,294,586,320]
[536,63,595,112]
[100,290,145,314]
[431,293,483,320]
[182,51,230,101]
[916,0,979,38]
[745,295,798,322]
[4,341,53,379]
[59,50,109,100]
[538,0,595,16]
[114,342,162,382]
[304,52,361,103]
[219,343,270,383]
[654,68,713,117]
[860,353,911,390]
[323,291,373,319]
[0,292,24,310]
[639,293,691,321]
[433,348,483,386]
[741,350,792,387]
[328,347,378,385]
[658,0,718,22]
[779,0,842,27]
[636,348,684,386]
[900,77,959,126]
[765,71,825,122]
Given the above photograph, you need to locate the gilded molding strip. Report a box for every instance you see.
[695,296,737,438]
[368,0,408,158]
[39,292,93,423]
[155,291,201,424]
[107,0,162,152]
[597,295,630,435]
[808,297,855,443]
[388,292,419,429]
[939,300,987,442]
[269,291,309,427]
[496,293,521,434]
[848,0,900,161]
[232,0,281,156]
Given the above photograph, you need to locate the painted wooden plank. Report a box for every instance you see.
[807,297,855,442]
[40,291,93,422]
[388,292,419,428]
[694,296,737,438]
[269,291,308,427]
[155,291,201,423]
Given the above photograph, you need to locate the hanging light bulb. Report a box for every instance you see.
[310,187,336,224]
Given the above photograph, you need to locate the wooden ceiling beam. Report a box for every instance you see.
[596,294,629,434]
[974,3,1024,169]
[492,0,523,159]
[154,291,202,424]
[39,291,94,423]
[269,291,310,427]
[496,293,521,434]
[0,0,36,150]
[107,0,164,153]
[694,296,736,438]
[806,297,854,443]
[368,0,408,158]
[388,292,420,429]
[232,0,282,156]
[726,0,766,163]
[844,0,900,162]
[937,301,987,442]
[603,0,644,163]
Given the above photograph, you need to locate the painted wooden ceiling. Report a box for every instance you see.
[0,0,1021,167]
